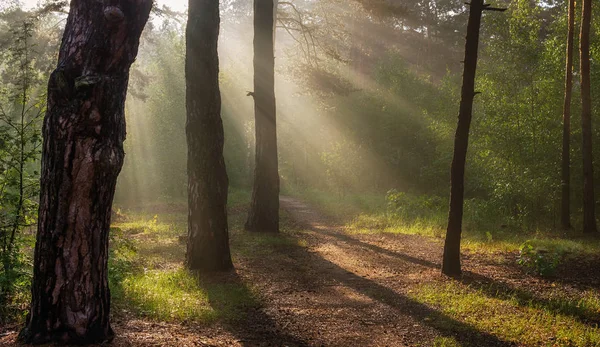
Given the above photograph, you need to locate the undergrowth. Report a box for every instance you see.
[291,188,600,258]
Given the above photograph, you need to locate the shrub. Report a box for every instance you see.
[517,240,562,277]
[386,189,445,222]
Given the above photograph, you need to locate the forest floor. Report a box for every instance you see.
[2,196,600,346]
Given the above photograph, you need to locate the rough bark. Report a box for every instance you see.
[561,0,576,231]
[19,1,152,344]
[580,0,597,234]
[185,0,233,272]
[442,0,484,277]
[246,0,280,234]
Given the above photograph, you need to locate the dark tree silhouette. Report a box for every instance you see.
[185,0,233,271]
[246,0,280,233]
[442,0,505,277]
[560,0,576,230]
[19,0,152,344]
[580,0,597,234]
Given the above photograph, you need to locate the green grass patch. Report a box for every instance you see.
[432,336,461,347]
[112,268,256,323]
[115,268,218,321]
[292,189,600,257]
[108,189,259,324]
[411,281,600,347]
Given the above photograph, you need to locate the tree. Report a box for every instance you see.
[19,1,152,344]
[246,0,280,233]
[442,0,505,277]
[185,0,233,271]
[560,0,576,230]
[0,18,43,303]
[579,0,597,234]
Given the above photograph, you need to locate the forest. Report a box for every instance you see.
[1,0,600,346]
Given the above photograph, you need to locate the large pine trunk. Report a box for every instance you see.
[580,0,597,234]
[19,1,152,344]
[442,0,484,277]
[185,0,233,271]
[246,0,280,234]
[560,0,576,230]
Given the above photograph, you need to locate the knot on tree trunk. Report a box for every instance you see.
[104,6,125,23]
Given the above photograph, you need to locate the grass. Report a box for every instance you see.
[411,281,600,347]
[112,268,255,322]
[108,189,310,325]
[432,337,461,347]
[108,189,260,324]
[292,188,600,256]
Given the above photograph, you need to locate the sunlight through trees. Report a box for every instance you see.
[1,0,600,345]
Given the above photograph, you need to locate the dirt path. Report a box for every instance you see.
[224,196,511,347]
[6,196,588,346]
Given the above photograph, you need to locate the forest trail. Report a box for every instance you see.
[1,196,561,347]
[233,196,512,347]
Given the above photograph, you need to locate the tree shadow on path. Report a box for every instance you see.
[224,198,516,347]
[199,270,311,347]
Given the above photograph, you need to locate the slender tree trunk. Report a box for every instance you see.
[442,0,484,277]
[19,1,151,344]
[6,44,28,275]
[561,0,576,230]
[580,0,597,233]
[246,0,280,233]
[185,0,233,272]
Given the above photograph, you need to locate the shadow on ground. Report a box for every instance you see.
[230,199,514,347]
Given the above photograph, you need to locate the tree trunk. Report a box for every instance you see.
[246,0,280,233]
[442,0,484,277]
[580,0,597,234]
[19,1,152,344]
[185,0,233,272]
[561,0,576,230]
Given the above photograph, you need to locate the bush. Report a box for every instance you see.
[386,189,445,222]
[517,240,562,277]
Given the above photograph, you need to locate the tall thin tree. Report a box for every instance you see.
[561,0,576,231]
[19,0,152,344]
[442,0,505,277]
[185,0,233,271]
[580,0,597,234]
[246,0,280,233]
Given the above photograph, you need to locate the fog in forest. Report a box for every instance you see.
[113,0,598,234]
[3,1,600,345]
[117,0,462,207]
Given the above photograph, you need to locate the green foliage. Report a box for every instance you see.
[320,140,365,196]
[290,0,600,234]
[0,14,46,318]
[386,189,445,222]
[0,242,31,324]
[517,240,562,277]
